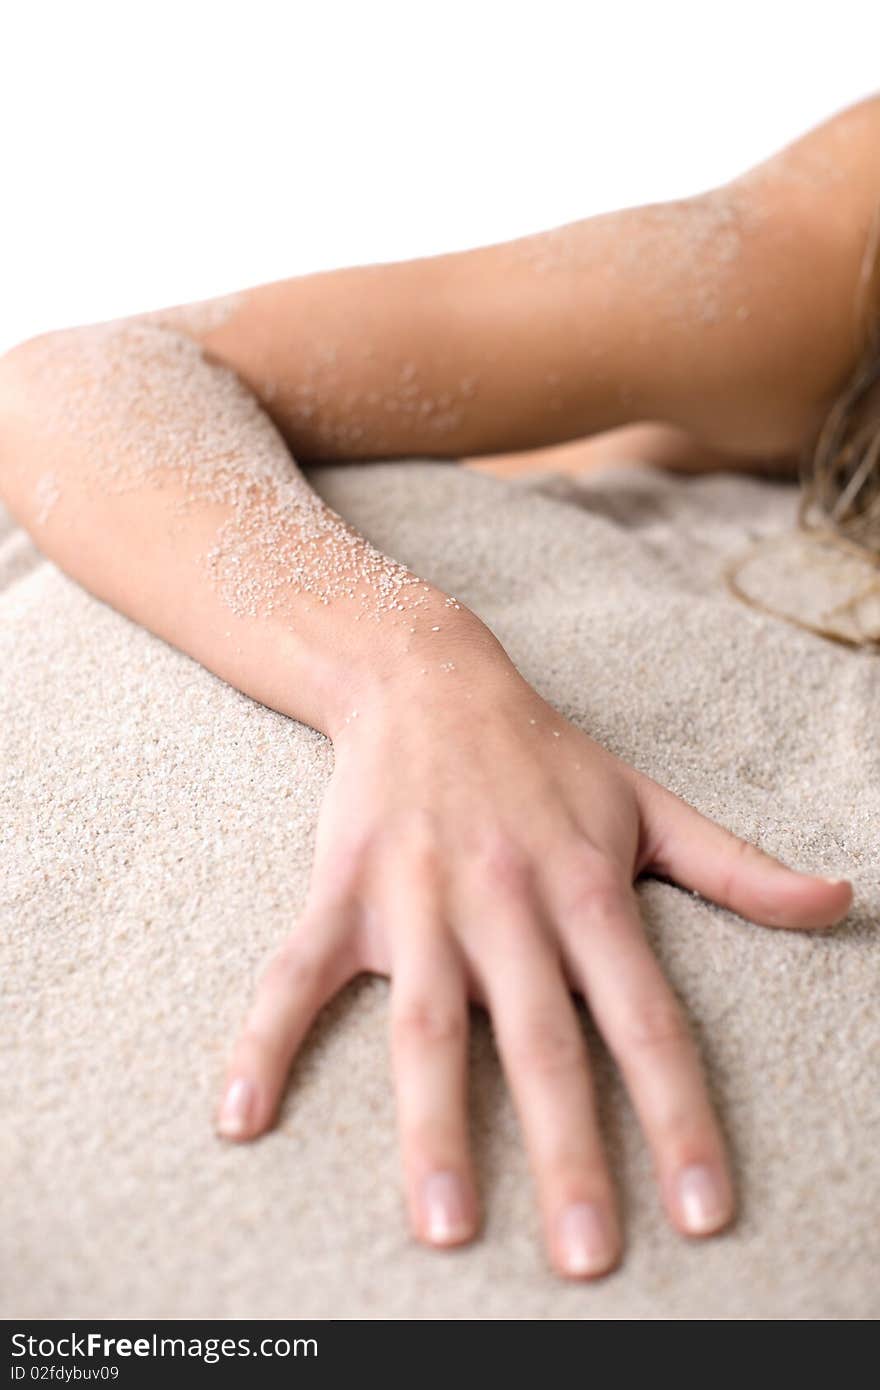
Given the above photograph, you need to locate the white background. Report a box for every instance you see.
[2,0,877,354]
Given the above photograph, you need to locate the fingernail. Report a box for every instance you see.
[676,1164,729,1234]
[557,1203,614,1276]
[217,1078,254,1137]
[820,876,848,886]
[422,1172,471,1245]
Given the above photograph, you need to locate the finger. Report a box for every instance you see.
[216,902,357,1140]
[636,773,852,929]
[553,864,734,1238]
[387,890,477,1249]
[463,852,620,1279]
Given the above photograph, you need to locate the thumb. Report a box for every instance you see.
[634,774,852,930]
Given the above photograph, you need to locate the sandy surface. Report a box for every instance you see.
[2,459,878,1319]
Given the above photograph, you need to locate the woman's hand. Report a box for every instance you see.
[215,639,851,1279]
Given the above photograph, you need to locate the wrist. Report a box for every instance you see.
[324,596,516,741]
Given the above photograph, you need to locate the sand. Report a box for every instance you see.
[2,458,878,1319]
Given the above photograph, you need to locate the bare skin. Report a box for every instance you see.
[462,422,782,481]
[177,91,879,473]
[1,93,872,1280]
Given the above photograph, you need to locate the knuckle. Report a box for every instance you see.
[266,938,327,993]
[543,1154,606,1202]
[377,810,444,894]
[653,1103,712,1154]
[234,1022,279,1067]
[618,998,690,1055]
[400,806,441,850]
[312,826,371,899]
[399,1119,459,1161]
[473,829,529,892]
[719,835,768,902]
[392,998,466,1050]
[509,1013,585,1077]
[558,862,626,921]
[402,836,443,891]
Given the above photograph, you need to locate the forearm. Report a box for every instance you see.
[0,320,505,740]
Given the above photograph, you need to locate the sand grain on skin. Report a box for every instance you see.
[22,320,433,623]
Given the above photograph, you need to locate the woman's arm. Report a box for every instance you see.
[103,91,880,481]
[462,423,784,481]
[0,315,849,1280]
[0,317,494,738]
